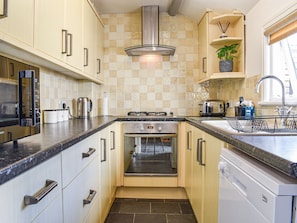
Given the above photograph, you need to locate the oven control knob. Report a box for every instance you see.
[140,126,144,131]
[158,126,162,132]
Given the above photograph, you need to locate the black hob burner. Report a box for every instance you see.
[127,111,167,116]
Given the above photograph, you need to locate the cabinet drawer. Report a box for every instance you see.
[63,158,99,223]
[0,154,62,223]
[62,133,99,188]
[32,193,63,223]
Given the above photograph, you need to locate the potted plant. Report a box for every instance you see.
[216,43,239,72]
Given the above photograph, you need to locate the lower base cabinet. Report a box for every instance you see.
[184,123,224,223]
[63,158,100,223]
[0,123,119,223]
[0,154,63,223]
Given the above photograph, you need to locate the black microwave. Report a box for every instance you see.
[0,55,40,144]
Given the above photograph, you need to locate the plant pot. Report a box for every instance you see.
[219,60,233,72]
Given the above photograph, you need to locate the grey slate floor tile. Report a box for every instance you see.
[104,198,197,223]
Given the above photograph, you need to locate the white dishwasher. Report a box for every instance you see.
[218,148,297,223]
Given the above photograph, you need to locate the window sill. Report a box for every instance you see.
[258,101,297,106]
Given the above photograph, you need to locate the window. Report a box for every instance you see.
[263,10,297,104]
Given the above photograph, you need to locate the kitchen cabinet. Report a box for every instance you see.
[82,0,105,80]
[34,0,65,62]
[98,122,119,222]
[0,0,34,46]
[184,124,193,199]
[198,10,245,83]
[34,0,83,71]
[183,122,224,223]
[83,0,96,77]
[109,122,119,200]
[96,19,104,82]
[0,154,63,223]
[61,132,100,223]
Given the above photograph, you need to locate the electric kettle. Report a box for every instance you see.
[77,97,92,119]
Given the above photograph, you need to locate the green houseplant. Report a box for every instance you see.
[216,43,239,72]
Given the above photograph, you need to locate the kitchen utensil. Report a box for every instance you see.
[77,97,92,119]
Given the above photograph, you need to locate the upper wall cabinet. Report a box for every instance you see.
[0,0,104,84]
[96,20,104,82]
[34,0,83,71]
[0,0,34,46]
[198,10,245,83]
[83,0,104,81]
[83,0,97,78]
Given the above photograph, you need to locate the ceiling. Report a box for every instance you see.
[92,0,260,21]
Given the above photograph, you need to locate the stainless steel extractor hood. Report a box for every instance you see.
[125,5,176,56]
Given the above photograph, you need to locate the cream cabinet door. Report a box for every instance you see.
[95,20,104,81]
[191,126,204,223]
[64,0,83,70]
[99,127,111,223]
[63,157,100,223]
[0,0,34,46]
[184,123,193,199]
[83,0,96,77]
[34,0,64,61]
[0,154,62,223]
[203,132,223,223]
[109,122,119,200]
[198,12,209,81]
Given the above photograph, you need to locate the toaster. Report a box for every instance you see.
[199,100,225,117]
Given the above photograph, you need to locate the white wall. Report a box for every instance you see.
[245,0,297,77]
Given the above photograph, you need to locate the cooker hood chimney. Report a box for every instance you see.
[124,5,176,56]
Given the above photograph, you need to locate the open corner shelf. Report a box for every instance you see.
[198,72,245,84]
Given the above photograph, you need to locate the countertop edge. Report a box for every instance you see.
[185,118,296,178]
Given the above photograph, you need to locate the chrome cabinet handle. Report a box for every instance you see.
[24,180,58,206]
[62,29,68,54]
[97,59,101,74]
[199,139,206,166]
[83,189,96,205]
[196,138,202,163]
[186,131,192,150]
[82,147,96,158]
[100,138,106,162]
[84,48,89,66]
[9,62,14,78]
[110,131,115,150]
[67,33,72,56]
[202,57,207,73]
[0,0,7,19]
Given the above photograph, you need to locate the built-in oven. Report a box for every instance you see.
[123,121,178,176]
[0,55,40,145]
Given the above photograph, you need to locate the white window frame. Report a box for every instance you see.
[262,4,297,106]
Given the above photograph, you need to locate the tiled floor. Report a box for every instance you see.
[104,198,198,223]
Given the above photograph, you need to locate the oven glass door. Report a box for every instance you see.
[124,133,177,175]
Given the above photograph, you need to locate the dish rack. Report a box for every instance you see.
[225,115,297,133]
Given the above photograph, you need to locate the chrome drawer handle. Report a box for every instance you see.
[83,189,96,206]
[24,180,58,206]
[82,148,96,158]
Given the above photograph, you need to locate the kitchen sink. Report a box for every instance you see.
[201,119,297,136]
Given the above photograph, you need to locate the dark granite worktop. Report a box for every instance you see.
[186,117,297,178]
[1,115,297,186]
[0,116,117,185]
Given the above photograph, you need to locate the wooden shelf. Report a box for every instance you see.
[210,37,243,45]
[210,14,242,24]
[198,72,245,83]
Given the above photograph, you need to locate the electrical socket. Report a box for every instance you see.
[59,101,67,109]
[226,100,233,108]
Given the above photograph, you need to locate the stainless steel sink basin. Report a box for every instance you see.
[201,120,297,136]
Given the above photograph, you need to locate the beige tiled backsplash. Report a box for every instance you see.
[39,12,267,118]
